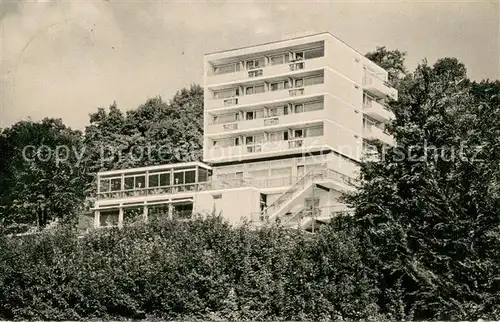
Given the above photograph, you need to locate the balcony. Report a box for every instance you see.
[206,108,325,135]
[207,56,326,87]
[96,163,212,203]
[363,99,394,123]
[206,82,327,111]
[206,136,328,162]
[363,125,395,146]
[363,72,397,100]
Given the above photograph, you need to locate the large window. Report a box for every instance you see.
[246,58,265,70]
[173,170,196,185]
[270,54,288,65]
[214,87,239,99]
[304,48,324,60]
[148,172,170,188]
[124,174,146,190]
[304,75,324,86]
[213,112,239,124]
[213,63,240,75]
[245,84,265,95]
[245,109,265,120]
[270,80,290,91]
[99,177,121,192]
[213,137,240,148]
[294,100,323,113]
[100,210,119,227]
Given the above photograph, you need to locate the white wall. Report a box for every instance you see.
[193,187,261,225]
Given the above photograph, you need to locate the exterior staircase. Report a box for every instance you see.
[258,168,355,225]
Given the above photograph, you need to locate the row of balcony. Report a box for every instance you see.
[207,55,324,86]
[206,108,325,135]
[207,82,326,110]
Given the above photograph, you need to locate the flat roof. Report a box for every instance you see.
[204,31,387,73]
[98,161,212,176]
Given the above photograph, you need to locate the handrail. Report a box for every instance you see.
[260,169,354,222]
[280,203,353,227]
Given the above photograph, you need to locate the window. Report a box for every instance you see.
[99,178,111,192]
[305,126,323,137]
[294,104,304,113]
[149,174,159,187]
[173,172,184,185]
[246,58,265,69]
[294,129,304,138]
[123,175,145,190]
[125,177,134,189]
[214,88,238,99]
[270,55,285,65]
[304,101,323,112]
[245,84,264,95]
[246,136,253,145]
[304,75,324,86]
[135,176,145,188]
[213,63,240,75]
[234,137,240,146]
[269,131,288,142]
[295,52,304,61]
[111,178,121,191]
[304,48,324,59]
[149,172,170,188]
[295,79,304,87]
[270,80,289,91]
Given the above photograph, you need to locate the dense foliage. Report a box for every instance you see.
[0,119,87,233]
[347,57,500,319]
[0,216,382,321]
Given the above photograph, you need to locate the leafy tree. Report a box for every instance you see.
[83,84,204,174]
[0,118,88,232]
[365,46,408,87]
[347,58,500,319]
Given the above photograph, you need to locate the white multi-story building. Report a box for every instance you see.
[81,32,397,233]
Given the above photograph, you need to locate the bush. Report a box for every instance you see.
[0,215,381,320]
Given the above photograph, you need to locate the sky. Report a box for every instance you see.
[0,0,498,130]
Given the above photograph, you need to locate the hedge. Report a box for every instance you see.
[0,215,384,321]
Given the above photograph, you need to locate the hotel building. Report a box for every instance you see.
[81,32,397,232]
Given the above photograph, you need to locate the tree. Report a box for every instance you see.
[0,118,88,233]
[83,84,204,174]
[346,58,500,319]
[365,46,408,87]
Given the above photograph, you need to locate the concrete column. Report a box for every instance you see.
[168,203,173,220]
[118,207,124,227]
[143,205,148,222]
[94,210,100,228]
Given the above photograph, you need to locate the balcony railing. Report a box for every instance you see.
[223,98,238,106]
[260,168,355,222]
[223,123,238,131]
[289,88,305,96]
[98,173,333,201]
[248,69,263,78]
[263,117,279,126]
